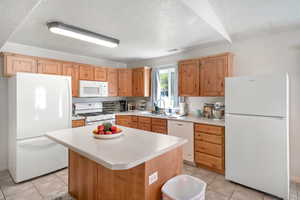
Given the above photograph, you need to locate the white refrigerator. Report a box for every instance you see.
[225,74,289,200]
[8,73,72,183]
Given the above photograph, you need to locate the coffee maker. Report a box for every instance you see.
[119,100,128,112]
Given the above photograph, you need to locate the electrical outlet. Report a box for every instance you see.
[148,171,158,185]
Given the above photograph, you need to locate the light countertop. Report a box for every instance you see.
[72,115,86,120]
[116,111,225,127]
[46,125,187,170]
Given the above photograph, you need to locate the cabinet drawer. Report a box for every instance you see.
[116,115,131,127]
[195,141,223,157]
[151,118,167,126]
[72,120,85,128]
[151,125,167,134]
[138,116,151,123]
[131,116,138,123]
[130,122,138,129]
[116,120,131,127]
[195,152,223,170]
[138,123,151,131]
[195,132,223,145]
[195,124,224,135]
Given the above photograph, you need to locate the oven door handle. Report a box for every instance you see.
[86,119,115,126]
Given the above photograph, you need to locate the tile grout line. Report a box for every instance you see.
[31,180,45,199]
[0,189,6,200]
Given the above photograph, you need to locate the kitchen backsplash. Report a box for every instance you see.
[185,97,225,116]
[72,97,126,103]
[122,96,225,116]
[73,96,224,116]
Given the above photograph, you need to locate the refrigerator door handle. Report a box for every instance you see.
[226,113,285,119]
[66,78,72,127]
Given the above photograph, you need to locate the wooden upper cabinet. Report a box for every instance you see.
[200,53,233,96]
[94,67,107,81]
[178,59,200,96]
[62,62,79,97]
[107,68,118,96]
[118,68,132,96]
[4,53,38,76]
[79,65,94,80]
[132,67,151,97]
[37,58,62,75]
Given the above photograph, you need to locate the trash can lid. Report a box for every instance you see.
[162,175,207,200]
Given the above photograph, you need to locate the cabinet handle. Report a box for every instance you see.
[177,124,183,126]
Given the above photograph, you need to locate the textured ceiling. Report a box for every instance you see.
[5,0,300,62]
[0,0,41,47]
[7,0,224,62]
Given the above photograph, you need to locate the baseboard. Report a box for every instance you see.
[291,176,300,183]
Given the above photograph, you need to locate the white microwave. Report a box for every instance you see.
[79,80,108,97]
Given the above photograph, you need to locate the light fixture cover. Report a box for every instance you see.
[47,21,119,48]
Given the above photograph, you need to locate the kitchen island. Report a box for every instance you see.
[46,125,187,200]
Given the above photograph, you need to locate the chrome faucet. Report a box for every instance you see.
[155,98,166,115]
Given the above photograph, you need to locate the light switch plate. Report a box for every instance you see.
[149,171,158,185]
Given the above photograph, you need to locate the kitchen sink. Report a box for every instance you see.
[139,111,181,119]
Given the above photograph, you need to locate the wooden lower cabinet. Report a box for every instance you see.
[68,148,182,200]
[115,115,167,134]
[72,120,85,128]
[151,118,167,134]
[138,117,152,131]
[194,123,225,174]
[195,152,223,171]
[130,116,138,128]
[115,115,132,127]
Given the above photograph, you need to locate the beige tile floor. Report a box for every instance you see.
[0,164,298,200]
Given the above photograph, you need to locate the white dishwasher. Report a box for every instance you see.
[168,120,194,162]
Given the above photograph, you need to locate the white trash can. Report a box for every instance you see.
[162,175,207,200]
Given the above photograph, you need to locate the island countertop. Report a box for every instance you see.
[46,125,187,170]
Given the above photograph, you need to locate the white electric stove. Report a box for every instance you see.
[74,102,115,126]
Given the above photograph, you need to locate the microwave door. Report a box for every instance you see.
[83,87,100,97]
[79,81,108,97]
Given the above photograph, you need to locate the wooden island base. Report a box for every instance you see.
[68,147,183,200]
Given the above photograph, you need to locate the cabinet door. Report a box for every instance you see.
[118,69,132,96]
[94,67,107,81]
[37,58,62,75]
[107,68,118,96]
[132,67,151,97]
[4,54,37,76]
[62,63,79,97]
[200,55,229,96]
[132,68,144,97]
[178,59,200,96]
[79,65,94,80]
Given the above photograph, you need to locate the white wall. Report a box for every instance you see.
[0,43,127,171]
[127,29,300,180]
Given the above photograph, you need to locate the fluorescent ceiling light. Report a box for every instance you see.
[47,22,119,48]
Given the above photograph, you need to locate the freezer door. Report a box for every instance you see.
[13,136,67,183]
[225,74,288,117]
[225,114,289,199]
[16,73,72,139]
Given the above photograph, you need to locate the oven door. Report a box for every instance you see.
[79,81,108,97]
